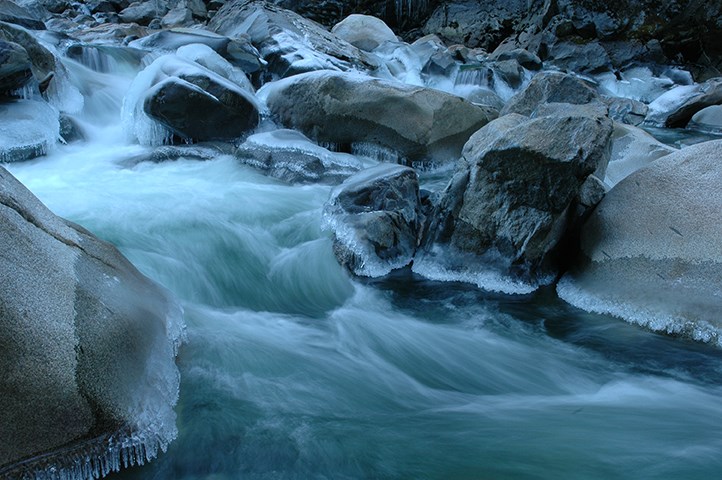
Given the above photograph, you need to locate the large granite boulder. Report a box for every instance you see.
[558,140,722,346]
[0,167,184,478]
[324,163,422,276]
[124,52,259,145]
[644,78,722,128]
[500,71,600,116]
[209,0,374,78]
[331,14,397,51]
[262,70,496,164]
[416,106,613,292]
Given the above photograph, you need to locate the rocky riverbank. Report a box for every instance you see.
[1,0,722,478]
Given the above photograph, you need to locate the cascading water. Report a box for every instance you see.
[5,33,722,480]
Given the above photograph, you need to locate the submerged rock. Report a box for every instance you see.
[331,14,397,52]
[236,129,364,184]
[0,167,184,478]
[324,163,422,277]
[644,78,722,128]
[416,107,613,292]
[500,71,600,116]
[263,70,496,164]
[0,100,59,162]
[558,140,722,346]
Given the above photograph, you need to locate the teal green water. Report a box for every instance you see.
[9,146,722,480]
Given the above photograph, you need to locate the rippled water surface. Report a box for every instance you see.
[8,139,722,480]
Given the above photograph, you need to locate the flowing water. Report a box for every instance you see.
[5,49,722,480]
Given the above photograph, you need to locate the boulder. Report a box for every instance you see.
[0,100,59,163]
[603,96,648,126]
[604,122,676,187]
[119,0,168,25]
[128,29,265,74]
[423,0,527,52]
[331,14,397,51]
[210,0,374,78]
[489,48,542,70]
[235,129,364,184]
[0,166,183,477]
[645,78,722,128]
[500,71,600,116]
[161,5,193,28]
[0,40,32,94]
[324,163,422,276]
[557,140,722,346]
[0,0,46,29]
[687,105,722,134]
[262,70,496,164]
[416,107,613,292]
[124,53,259,144]
[0,22,56,91]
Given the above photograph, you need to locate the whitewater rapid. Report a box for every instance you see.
[7,138,722,479]
[5,39,722,480]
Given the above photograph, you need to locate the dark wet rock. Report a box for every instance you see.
[558,140,722,346]
[235,129,364,184]
[418,107,613,288]
[0,22,55,89]
[59,113,85,143]
[489,48,542,70]
[500,71,600,116]
[0,100,59,163]
[0,166,183,477]
[645,78,722,128]
[603,96,649,126]
[544,39,611,74]
[0,0,46,30]
[143,73,259,142]
[0,40,32,94]
[423,0,526,52]
[263,70,496,165]
[209,0,374,78]
[324,163,422,276]
[331,14,397,51]
[423,0,722,80]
